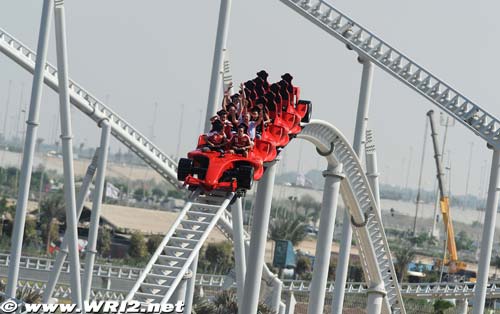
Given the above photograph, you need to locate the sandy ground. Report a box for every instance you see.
[0,149,163,182]
[2,149,496,274]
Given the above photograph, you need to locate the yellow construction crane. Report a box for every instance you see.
[427,110,474,282]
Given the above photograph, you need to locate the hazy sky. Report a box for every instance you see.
[0,0,498,197]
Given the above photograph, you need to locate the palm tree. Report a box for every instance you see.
[269,206,308,246]
[39,192,65,254]
[393,241,416,283]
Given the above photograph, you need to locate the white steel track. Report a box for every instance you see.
[0,27,179,188]
[299,120,405,314]
[280,0,500,150]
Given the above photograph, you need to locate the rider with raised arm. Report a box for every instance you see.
[229,124,253,157]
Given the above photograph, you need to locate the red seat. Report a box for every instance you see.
[295,102,308,119]
[253,139,277,162]
[261,124,288,147]
[281,112,297,130]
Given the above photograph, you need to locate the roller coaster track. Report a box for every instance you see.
[124,190,234,305]
[0,24,463,313]
[299,120,405,314]
[0,27,180,188]
[280,0,500,150]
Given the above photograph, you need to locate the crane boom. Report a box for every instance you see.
[427,110,459,265]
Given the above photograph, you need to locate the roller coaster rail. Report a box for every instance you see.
[1,1,500,313]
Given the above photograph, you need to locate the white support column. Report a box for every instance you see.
[473,149,500,314]
[241,161,278,314]
[285,292,296,314]
[6,0,54,298]
[231,198,246,308]
[43,151,99,302]
[457,298,468,314]
[365,130,381,210]
[307,164,344,314]
[171,275,188,305]
[332,57,374,314]
[53,0,83,307]
[204,0,232,133]
[183,254,198,314]
[364,131,386,313]
[270,278,283,313]
[82,120,111,301]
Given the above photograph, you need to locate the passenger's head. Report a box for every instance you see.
[231,93,240,104]
[237,125,246,136]
[250,107,260,119]
[244,113,250,122]
[211,119,224,132]
[217,109,228,121]
[227,104,237,114]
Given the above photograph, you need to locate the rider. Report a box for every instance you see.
[201,120,228,155]
[229,124,253,157]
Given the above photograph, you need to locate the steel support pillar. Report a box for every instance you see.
[171,274,188,305]
[42,150,99,303]
[307,165,344,314]
[42,151,99,302]
[82,120,111,301]
[285,292,296,314]
[365,131,381,210]
[53,0,82,307]
[332,58,374,314]
[204,0,232,133]
[457,298,468,314]
[231,197,246,309]
[364,131,386,313]
[6,0,54,298]
[270,278,283,313]
[473,149,500,314]
[183,254,198,314]
[241,161,278,314]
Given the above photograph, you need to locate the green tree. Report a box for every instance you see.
[39,193,65,254]
[433,299,454,314]
[24,217,40,247]
[133,188,149,202]
[455,230,474,251]
[97,227,112,258]
[269,206,307,246]
[147,234,164,255]
[295,256,312,280]
[128,231,147,259]
[167,189,186,199]
[203,242,234,274]
[0,197,15,215]
[151,188,165,201]
[393,241,416,283]
[299,194,320,217]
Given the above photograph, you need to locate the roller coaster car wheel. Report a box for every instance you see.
[236,165,254,190]
[177,158,193,181]
[298,100,312,123]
